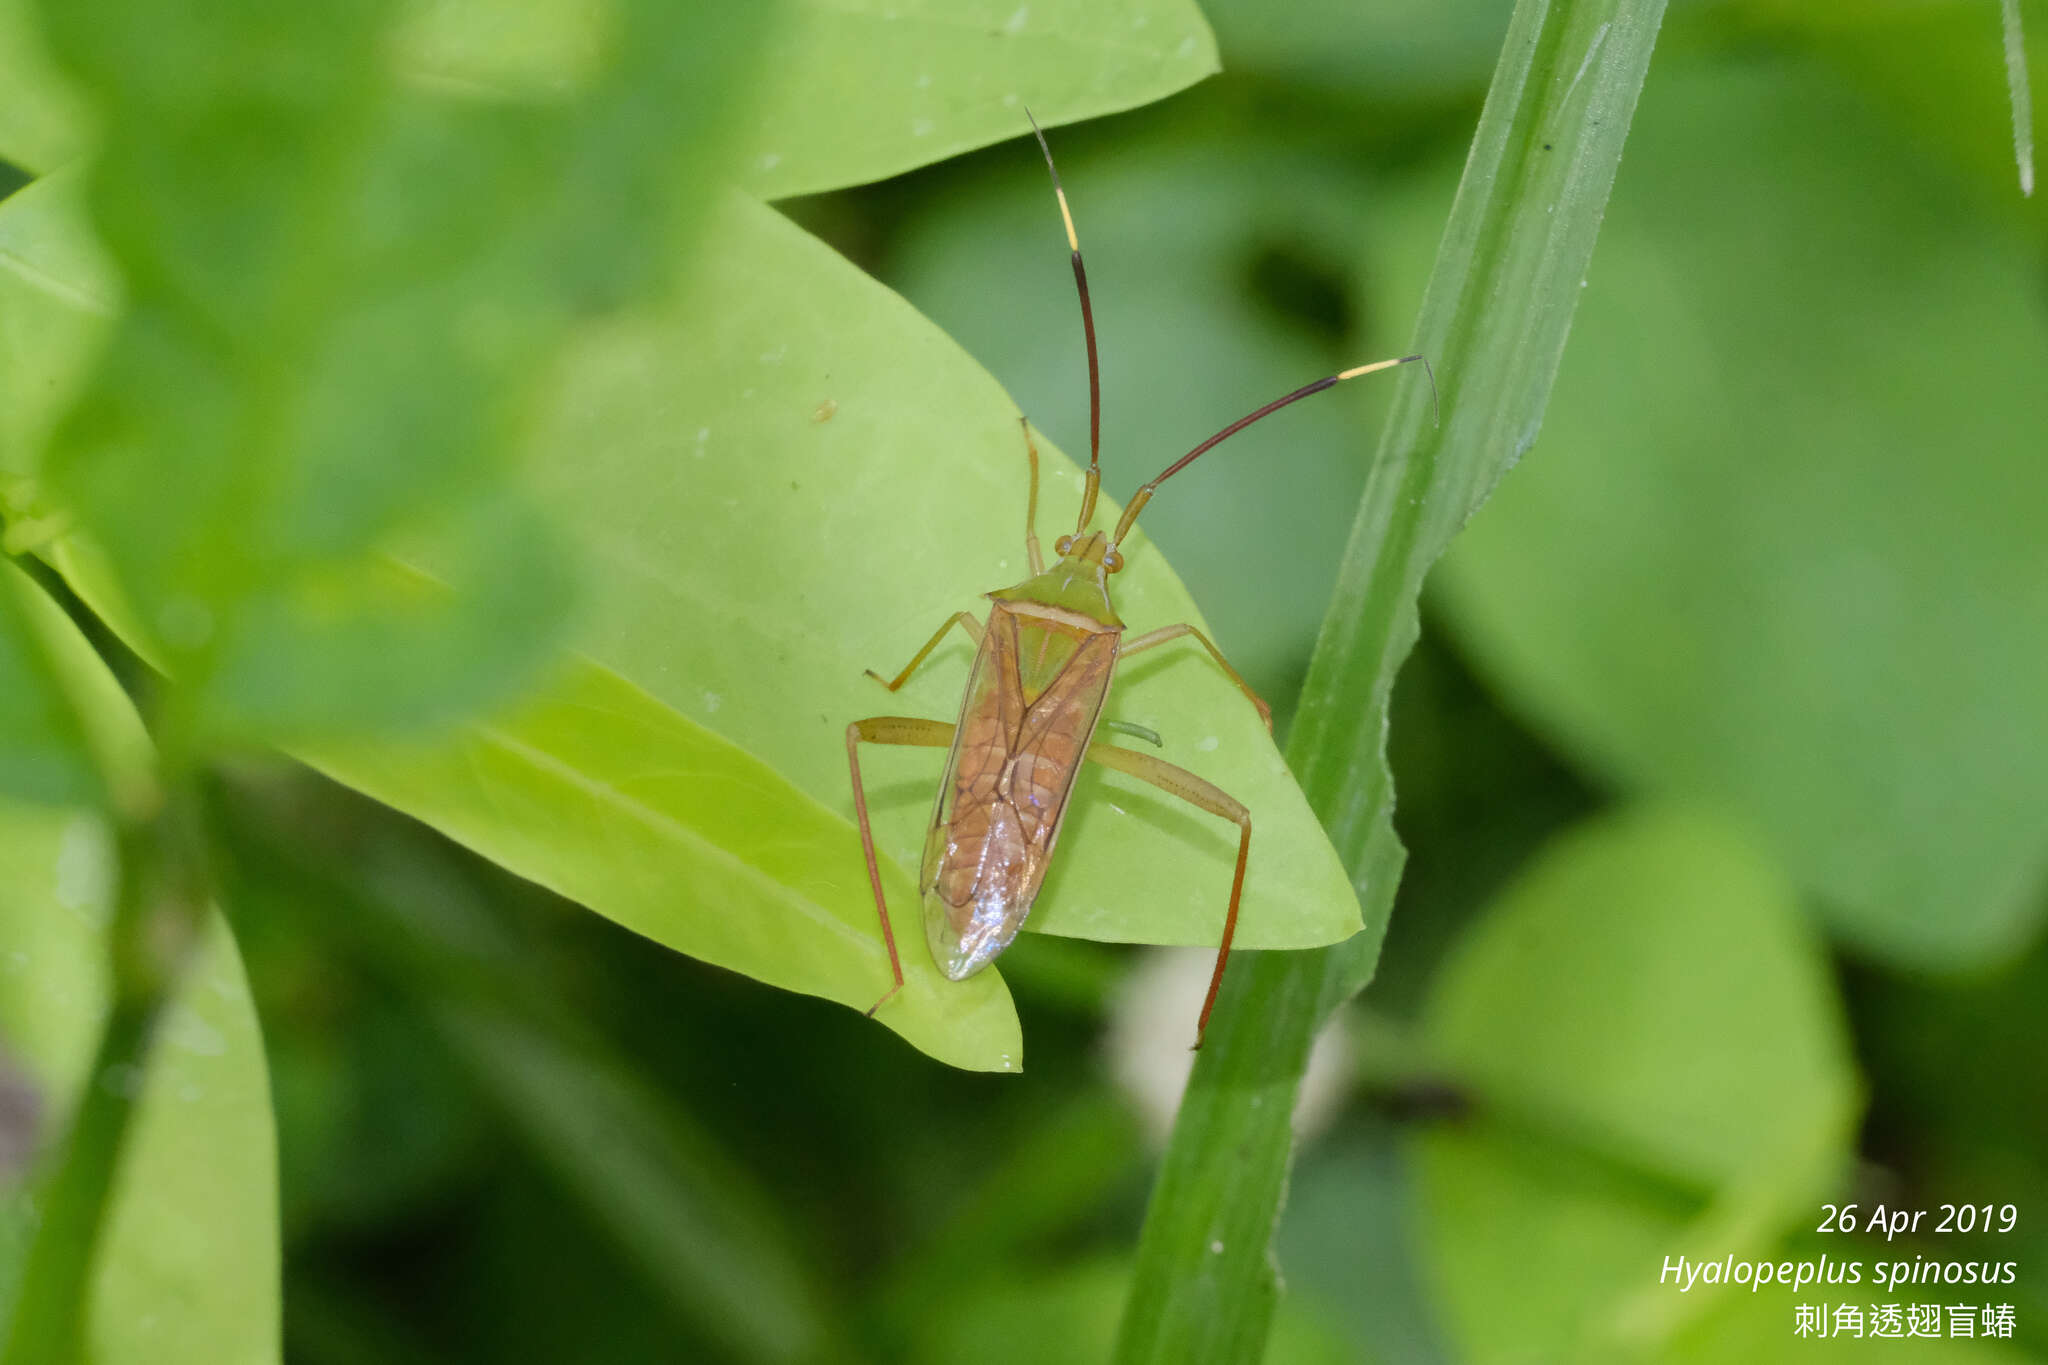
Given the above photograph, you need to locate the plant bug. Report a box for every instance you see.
[847,116,1433,1045]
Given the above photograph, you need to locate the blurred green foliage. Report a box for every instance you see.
[1417,806,1856,1361]
[0,568,274,1364]
[0,0,2044,1362]
[1431,55,2048,969]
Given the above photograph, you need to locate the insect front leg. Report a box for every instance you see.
[846,716,956,1016]
[1120,622,1273,731]
[1082,740,1252,1048]
[864,613,983,692]
[1017,417,1046,575]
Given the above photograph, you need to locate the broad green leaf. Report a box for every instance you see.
[739,0,1220,200]
[292,655,1022,1073]
[1425,807,1856,1189]
[0,861,277,1365]
[300,187,1357,1070]
[518,192,1359,956]
[0,564,98,807]
[29,0,773,748]
[392,0,619,100]
[11,4,1304,1066]
[0,76,1028,1066]
[1116,1,1669,1357]
[1416,807,1859,1362]
[0,561,151,815]
[1426,55,2048,967]
[0,0,88,174]
[398,0,1222,203]
[0,574,277,1365]
[12,0,1220,210]
[0,170,113,499]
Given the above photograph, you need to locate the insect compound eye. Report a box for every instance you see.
[1103,550,1123,572]
[1055,536,1074,555]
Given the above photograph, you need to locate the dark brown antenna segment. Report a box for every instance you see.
[1112,355,1436,546]
[1025,110,1104,533]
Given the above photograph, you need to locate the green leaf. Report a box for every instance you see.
[1429,54,2048,967]
[1416,806,1857,1362]
[13,7,1313,1066]
[291,654,1023,1073]
[0,881,277,1365]
[1,559,154,821]
[0,564,100,808]
[532,191,1360,955]
[0,576,277,1365]
[0,0,90,174]
[1411,805,2017,1365]
[0,169,114,501]
[7,0,1219,204]
[29,0,774,749]
[1426,807,1857,1191]
[300,182,1364,1068]
[290,184,1361,1073]
[739,0,1220,200]
[1116,0,1670,1358]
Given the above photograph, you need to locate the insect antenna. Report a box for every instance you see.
[1025,110,1104,535]
[1111,355,1437,547]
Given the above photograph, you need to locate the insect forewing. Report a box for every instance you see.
[919,603,1116,978]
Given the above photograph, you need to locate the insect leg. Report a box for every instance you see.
[1082,740,1251,1048]
[1018,417,1045,575]
[1120,623,1273,732]
[864,613,984,692]
[847,716,957,1016]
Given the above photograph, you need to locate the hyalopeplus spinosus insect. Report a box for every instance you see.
[847,117,1435,1046]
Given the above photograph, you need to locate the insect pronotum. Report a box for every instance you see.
[847,115,1435,1046]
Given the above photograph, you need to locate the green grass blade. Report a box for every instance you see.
[1113,1,1670,1359]
[2003,0,2035,197]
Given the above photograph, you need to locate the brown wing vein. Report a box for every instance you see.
[1007,632,1116,847]
[934,616,1116,915]
[936,612,1028,910]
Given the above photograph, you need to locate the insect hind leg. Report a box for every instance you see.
[847,716,956,1016]
[1082,739,1251,1048]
